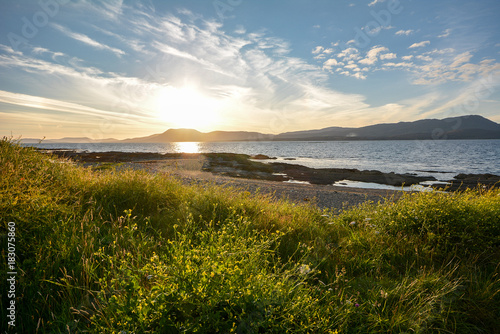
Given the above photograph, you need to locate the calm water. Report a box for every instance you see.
[25,140,500,181]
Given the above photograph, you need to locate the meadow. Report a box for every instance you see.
[1,138,499,333]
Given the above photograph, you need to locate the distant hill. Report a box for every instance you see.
[274,115,500,141]
[20,115,500,143]
[123,128,274,143]
[129,115,500,142]
[19,137,119,144]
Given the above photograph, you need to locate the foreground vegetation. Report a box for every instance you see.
[1,139,499,333]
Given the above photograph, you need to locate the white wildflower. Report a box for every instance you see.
[299,264,311,275]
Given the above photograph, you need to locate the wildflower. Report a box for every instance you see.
[299,264,311,275]
[355,303,359,307]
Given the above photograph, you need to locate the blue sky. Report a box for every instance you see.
[1,0,499,139]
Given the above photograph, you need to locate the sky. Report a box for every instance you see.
[0,0,500,140]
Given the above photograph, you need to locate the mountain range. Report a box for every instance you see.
[20,115,500,143]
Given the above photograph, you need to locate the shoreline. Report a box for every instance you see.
[38,149,500,206]
[133,160,402,210]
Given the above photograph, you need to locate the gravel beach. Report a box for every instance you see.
[121,159,402,211]
[41,149,407,210]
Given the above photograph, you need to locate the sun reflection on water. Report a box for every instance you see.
[174,142,200,154]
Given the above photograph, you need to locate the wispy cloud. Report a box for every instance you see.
[0,90,151,123]
[437,29,451,38]
[312,46,324,54]
[395,29,414,36]
[368,0,385,6]
[51,23,125,57]
[67,0,125,22]
[1,5,378,133]
[409,41,430,49]
[386,48,500,85]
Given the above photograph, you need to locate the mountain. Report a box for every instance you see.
[19,137,119,144]
[19,115,500,143]
[274,115,500,141]
[123,128,274,143]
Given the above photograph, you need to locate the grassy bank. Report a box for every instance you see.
[1,139,499,333]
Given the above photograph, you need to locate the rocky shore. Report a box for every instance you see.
[40,149,500,191]
[202,153,436,186]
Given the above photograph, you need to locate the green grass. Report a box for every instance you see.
[1,138,499,333]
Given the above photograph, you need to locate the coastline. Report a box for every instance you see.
[38,149,499,208]
[139,161,401,210]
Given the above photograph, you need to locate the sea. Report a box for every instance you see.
[25,139,500,190]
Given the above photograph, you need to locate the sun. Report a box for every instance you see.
[152,85,221,131]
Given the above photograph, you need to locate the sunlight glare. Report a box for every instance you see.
[153,85,221,131]
[174,142,200,153]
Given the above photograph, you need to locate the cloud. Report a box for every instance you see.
[91,25,148,54]
[323,58,339,70]
[450,52,473,68]
[409,41,430,49]
[152,41,237,79]
[416,55,432,62]
[0,44,22,56]
[380,53,397,60]
[3,7,384,133]
[336,47,360,61]
[234,25,246,34]
[67,0,125,21]
[0,90,151,123]
[383,62,414,68]
[51,23,125,57]
[368,0,385,6]
[395,29,414,36]
[312,46,324,54]
[415,74,500,120]
[410,51,500,85]
[321,44,398,79]
[363,25,393,35]
[358,46,388,65]
[351,72,366,80]
[438,29,451,38]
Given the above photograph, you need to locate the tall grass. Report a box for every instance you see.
[1,139,499,333]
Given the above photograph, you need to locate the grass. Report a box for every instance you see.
[1,138,499,333]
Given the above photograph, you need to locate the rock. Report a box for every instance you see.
[444,173,500,191]
[251,154,275,160]
[269,162,435,186]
